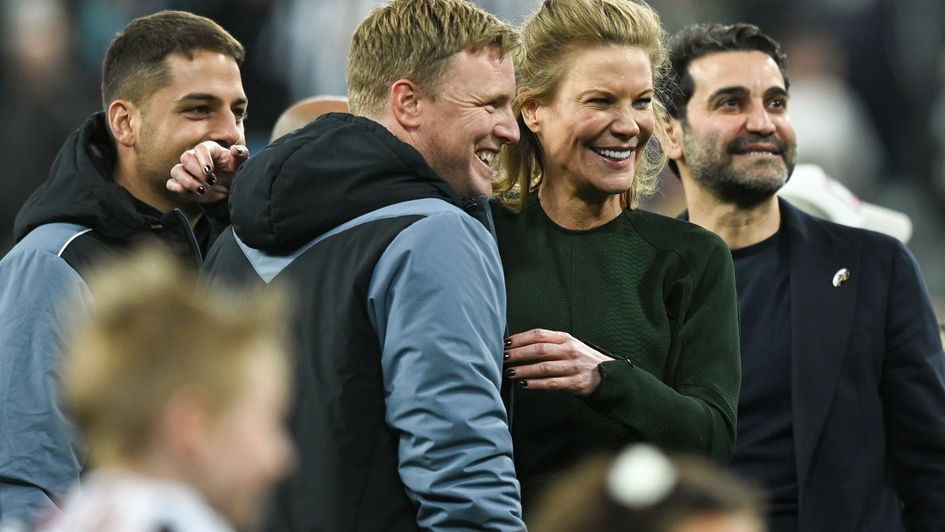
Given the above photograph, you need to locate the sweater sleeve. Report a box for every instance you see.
[367,211,524,531]
[583,240,741,462]
[0,245,90,526]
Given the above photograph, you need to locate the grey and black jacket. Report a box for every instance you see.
[202,113,523,531]
[0,112,212,526]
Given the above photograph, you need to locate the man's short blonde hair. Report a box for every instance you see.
[347,0,518,117]
[62,247,289,467]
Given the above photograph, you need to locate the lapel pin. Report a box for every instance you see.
[832,268,851,287]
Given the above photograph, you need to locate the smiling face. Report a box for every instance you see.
[412,45,519,197]
[524,45,655,207]
[673,50,796,208]
[132,49,247,210]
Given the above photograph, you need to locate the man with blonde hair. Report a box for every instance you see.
[37,248,294,532]
[191,0,524,530]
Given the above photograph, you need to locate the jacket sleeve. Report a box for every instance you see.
[583,240,741,462]
[881,243,945,530]
[0,247,90,526]
[367,211,524,531]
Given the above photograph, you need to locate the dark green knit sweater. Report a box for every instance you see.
[493,197,741,506]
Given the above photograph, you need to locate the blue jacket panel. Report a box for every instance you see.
[0,223,92,525]
[368,200,519,530]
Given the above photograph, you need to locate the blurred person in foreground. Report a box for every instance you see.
[269,95,349,142]
[191,0,524,530]
[493,0,740,509]
[35,247,294,532]
[0,11,249,526]
[531,445,764,532]
[666,22,945,532]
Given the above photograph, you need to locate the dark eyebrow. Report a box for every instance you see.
[176,93,248,106]
[709,86,750,100]
[764,86,789,99]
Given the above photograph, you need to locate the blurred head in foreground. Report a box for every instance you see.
[60,247,295,530]
[530,445,765,532]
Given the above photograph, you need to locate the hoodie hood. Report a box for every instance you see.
[13,112,157,243]
[230,113,461,253]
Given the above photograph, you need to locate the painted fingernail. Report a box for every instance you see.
[207,173,217,186]
[503,352,510,360]
[505,368,515,377]
[197,186,206,195]
[203,165,212,175]
[519,380,528,388]
[504,338,512,347]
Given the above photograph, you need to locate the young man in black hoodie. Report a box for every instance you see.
[0,11,247,528]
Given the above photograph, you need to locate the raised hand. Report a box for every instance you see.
[166,140,249,203]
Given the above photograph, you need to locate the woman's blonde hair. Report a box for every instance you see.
[494,0,669,211]
[62,246,289,468]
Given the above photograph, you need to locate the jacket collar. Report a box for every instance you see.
[780,198,860,490]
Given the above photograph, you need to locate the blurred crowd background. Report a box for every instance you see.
[2,0,943,316]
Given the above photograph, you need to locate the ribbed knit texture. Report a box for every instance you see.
[493,197,741,507]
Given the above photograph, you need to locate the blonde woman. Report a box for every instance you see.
[493,0,741,507]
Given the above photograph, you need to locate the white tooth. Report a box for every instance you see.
[477,151,496,165]
[595,148,632,159]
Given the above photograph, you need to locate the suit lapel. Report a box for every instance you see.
[784,200,861,489]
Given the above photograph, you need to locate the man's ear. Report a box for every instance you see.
[665,116,685,162]
[520,99,541,134]
[389,79,422,130]
[108,100,138,147]
[159,389,212,459]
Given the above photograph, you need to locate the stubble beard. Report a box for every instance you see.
[683,127,796,210]
[134,139,202,216]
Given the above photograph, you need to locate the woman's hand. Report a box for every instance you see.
[166,140,249,203]
[504,328,612,396]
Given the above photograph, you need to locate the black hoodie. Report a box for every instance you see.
[228,112,463,252]
[202,113,523,531]
[14,112,210,269]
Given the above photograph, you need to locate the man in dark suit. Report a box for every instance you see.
[665,22,945,532]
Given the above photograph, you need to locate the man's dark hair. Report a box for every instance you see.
[101,10,244,110]
[664,22,788,175]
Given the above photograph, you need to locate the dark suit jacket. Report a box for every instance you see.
[778,198,945,531]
